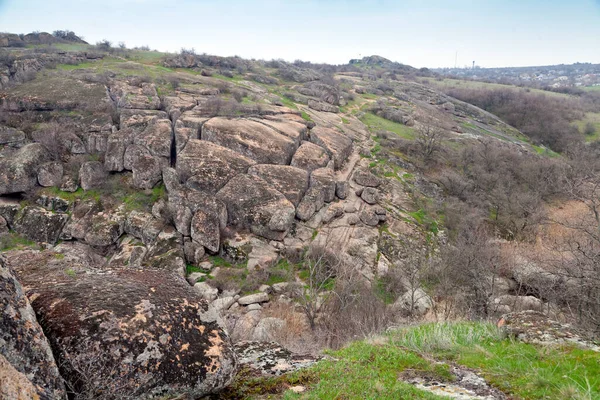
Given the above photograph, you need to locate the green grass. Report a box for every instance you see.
[274,322,600,399]
[390,322,600,400]
[209,255,233,268]
[360,112,415,139]
[429,78,573,99]
[0,232,37,251]
[42,187,102,203]
[574,112,600,142]
[283,340,450,399]
[301,111,313,122]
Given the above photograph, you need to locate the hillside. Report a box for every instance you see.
[1,34,599,400]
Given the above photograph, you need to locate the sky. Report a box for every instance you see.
[1,0,599,68]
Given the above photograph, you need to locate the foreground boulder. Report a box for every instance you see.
[0,257,66,399]
[217,174,296,240]
[11,255,238,399]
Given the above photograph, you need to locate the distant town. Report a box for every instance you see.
[433,63,600,89]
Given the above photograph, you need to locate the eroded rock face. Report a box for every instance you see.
[177,139,255,193]
[309,126,352,170]
[0,143,51,195]
[11,256,238,399]
[0,257,66,399]
[217,174,296,240]
[202,117,297,165]
[248,164,309,207]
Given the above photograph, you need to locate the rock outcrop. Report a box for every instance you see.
[177,139,255,193]
[217,174,296,240]
[248,164,310,207]
[309,126,352,169]
[202,118,298,165]
[0,257,67,399]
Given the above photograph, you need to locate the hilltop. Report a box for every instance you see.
[1,32,599,399]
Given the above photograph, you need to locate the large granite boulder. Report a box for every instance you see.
[177,139,255,193]
[13,206,68,244]
[202,117,297,165]
[217,174,296,240]
[290,141,331,173]
[309,126,352,170]
[37,161,64,187]
[0,143,51,195]
[132,152,162,189]
[10,252,238,399]
[248,164,309,207]
[79,161,107,190]
[191,209,221,253]
[133,118,172,160]
[0,257,66,399]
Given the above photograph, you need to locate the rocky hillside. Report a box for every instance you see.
[1,34,597,399]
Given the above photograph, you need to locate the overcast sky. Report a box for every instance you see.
[1,0,599,68]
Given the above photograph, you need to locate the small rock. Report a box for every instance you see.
[347,214,360,225]
[272,282,290,293]
[186,272,206,285]
[335,181,349,199]
[361,187,379,205]
[193,281,218,302]
[247,303,262,311]
[238,292,270,305]
[353,169,381,187]
[60,176,78,192]
[259,284,271,293]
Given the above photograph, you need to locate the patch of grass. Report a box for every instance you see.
[390,322,600,400]
[301,111,313,122]
[64,268,77,278]
[360,112,415,139]
[209,255,233,268]
[284,339,449,399]
[277,95,299,110]
[220,367,317,399]
[0,232,37,251]
[341,116,350,124]
[54,253,65,260]
[408,209,439,234]
[574,112,600,142]
[42,187,101,203]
